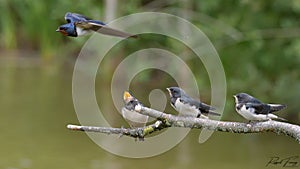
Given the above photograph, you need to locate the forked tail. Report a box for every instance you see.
[268,104,287,112]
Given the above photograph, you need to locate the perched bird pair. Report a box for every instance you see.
[167,88,287,121]
[56,12,137,38]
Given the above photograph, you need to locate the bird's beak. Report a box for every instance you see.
[233,95,238,103]
[56,28,68,36]
[123,91,132,102]
[166,88,172,96]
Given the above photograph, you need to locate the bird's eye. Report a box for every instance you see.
[60,27,67,30]
[66,19,71,23]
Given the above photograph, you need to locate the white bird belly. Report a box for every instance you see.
[121,108,148,128]
[174,99,199,117]
[76,27,91,36]
[237,105,269,121]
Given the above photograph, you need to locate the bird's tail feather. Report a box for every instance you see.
[276,117,287,121]
[96,26,138,38]
[208,110,221,116]
[268,113,287,121]
[200,102,216,110]
[268,104,287,112]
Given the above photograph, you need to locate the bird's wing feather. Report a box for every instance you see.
[180,97,216,111]
[75,21,138,38]
[245,103,269,114]
[268,104,287,112]
[65,12,90,23]
[199,102,216,110]
[89,22,138,38]
[88,20,106,26]
[251,98,263,104]
[74,21,96,29]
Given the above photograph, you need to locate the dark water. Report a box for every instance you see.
[0,57,299,169]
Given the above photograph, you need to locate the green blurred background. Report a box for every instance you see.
[1,0,300,168]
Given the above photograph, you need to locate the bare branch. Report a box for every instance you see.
[67,105,300,143]
[136,106,300,143]
[67,120,169,140]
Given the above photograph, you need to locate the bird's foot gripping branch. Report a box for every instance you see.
[67,93,300,144]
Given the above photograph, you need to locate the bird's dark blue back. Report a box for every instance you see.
[88,20,106,26]
[65,12,106,25]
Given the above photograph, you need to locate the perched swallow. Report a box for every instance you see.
[166,87,220,118]
[122,91,148,128]
[56,12,138,38]
[233,93,287,121]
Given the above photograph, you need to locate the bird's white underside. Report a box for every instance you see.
[174,98,208,118]
[76,27,91,36]
[121,107,148,128]
[237,104,278,121]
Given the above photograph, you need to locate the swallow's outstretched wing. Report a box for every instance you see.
[64,12,92,23]
[75,21,138,38]
[65,12,137,38]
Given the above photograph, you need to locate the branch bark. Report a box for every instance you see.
[67,105,300,143]
[67,120,168,141]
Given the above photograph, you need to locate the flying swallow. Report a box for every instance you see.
[56,12,138,38]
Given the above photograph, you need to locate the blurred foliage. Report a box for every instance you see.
[1,0,300,121]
